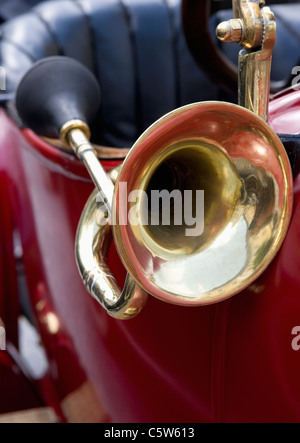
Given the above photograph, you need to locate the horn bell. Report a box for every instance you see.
[113,101,293,306]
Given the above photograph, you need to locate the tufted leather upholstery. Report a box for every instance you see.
[0,0,223,148]
[0,0,42,23]
[0,0,300,147]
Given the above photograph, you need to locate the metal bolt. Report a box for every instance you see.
[216,19,244,43]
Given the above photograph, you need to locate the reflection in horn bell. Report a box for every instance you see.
[112,101,293,306]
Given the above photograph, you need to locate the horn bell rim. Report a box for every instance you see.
[113,101,293,306]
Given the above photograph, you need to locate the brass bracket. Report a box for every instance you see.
[216,1,276,121]
[217,0,267,50]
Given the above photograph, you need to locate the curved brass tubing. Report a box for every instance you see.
[74,101,292,313]
[76,185,148,320]
[70,0,293,318]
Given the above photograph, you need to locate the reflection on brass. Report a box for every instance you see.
[60,119,91,146]
[217,19,244,44]
[62,1,292,314]
[216,0,276,121]
[216,0,265,49]
[76,187,149,320]
[133,139,242,258]
[63,128,148,319]
[112,102,292,306]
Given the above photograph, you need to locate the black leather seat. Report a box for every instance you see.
[0,0,223,148]
[0,0,300,148]
[0,0,42,23]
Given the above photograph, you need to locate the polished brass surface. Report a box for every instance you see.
[73,101,292,308]
[113,101,292,306]
[216,18,244,43]
[57,0,293,315]
[130,140,242,259]
[60,127,148,319]
[76,184,148,319]
[216,0,276,121]
[217,0,265,49]
[66,128,115,213]
[60,119,91,146]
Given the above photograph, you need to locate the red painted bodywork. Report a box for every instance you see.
[0,87,299,422]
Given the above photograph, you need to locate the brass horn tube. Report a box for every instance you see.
[75,188,148,320]
[61,124,149,319]
[73,100,292,311]
[72,0,292,318]
[60,124,148,319]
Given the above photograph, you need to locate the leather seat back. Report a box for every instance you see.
[0,0,300,147]
[0,0,220,147]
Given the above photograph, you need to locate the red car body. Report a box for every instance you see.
[0,85,299,423]
[0,0,299,423]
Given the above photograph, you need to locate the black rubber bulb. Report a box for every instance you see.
[16,56,101,139]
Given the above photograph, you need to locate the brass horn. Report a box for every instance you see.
[17,0,293,319]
